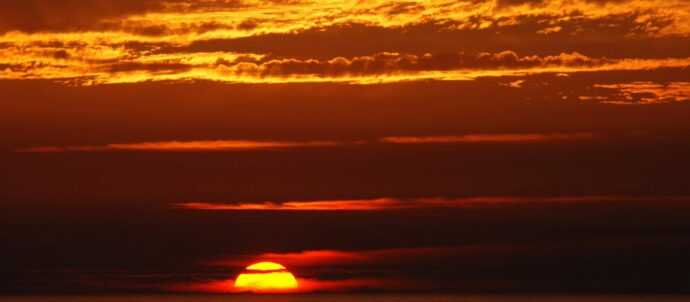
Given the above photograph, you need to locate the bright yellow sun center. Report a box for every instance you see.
[234,261,298,293]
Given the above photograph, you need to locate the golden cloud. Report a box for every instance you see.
[581,81,690,104]
[2,46,688,84]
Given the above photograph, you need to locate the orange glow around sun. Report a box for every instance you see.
[234,262,298,293]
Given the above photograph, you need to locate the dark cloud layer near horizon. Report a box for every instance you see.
[2,199,690,294]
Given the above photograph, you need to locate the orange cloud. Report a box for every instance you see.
[581,81,690,104]
[1,0,687,88]
[2,0,688,37]
[16,132,603,153]
[17,139,341,153]
[173,195,690,211]
[380,132,597,144]
[1,37,688,84]
[225,51,617,77]
[175,198,404,211]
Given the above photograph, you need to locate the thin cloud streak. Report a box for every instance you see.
[15,132,600,153]
[173,196,690,211]
[17,140,342,153]
[176,198,404,211]
[381,132,598,144]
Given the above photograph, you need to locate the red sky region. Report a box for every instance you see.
[1,0,690,295]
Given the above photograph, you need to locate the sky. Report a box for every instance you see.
[1,0,690,295]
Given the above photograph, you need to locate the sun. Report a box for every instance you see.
[234,262,299,293]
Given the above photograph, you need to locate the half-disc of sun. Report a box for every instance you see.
[234,262,298,293]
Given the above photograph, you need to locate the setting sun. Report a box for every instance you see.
[234,262,298,293]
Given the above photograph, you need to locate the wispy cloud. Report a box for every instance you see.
[381,132,597,144]
[175,198,404,211]
[15,132,602,153]
[17,139,342,153]
[1,0,688,85]
[580,81,690,105]
[1,47,688,84]
[173,195,690,211]
[2,0,688,37]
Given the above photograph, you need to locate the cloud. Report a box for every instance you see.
[106,62,193,73]
[176,198,404,211]
[0,0,280,34]
[580,81,690,104]
[494,0,636,7]
[0,1,163,33]
[1,0,688,37]
[175,13,690,60]
[236,51,613,76]
[2,45,687,84]
[380,132,597,144]
[173,195,690,211]
[16,139,342,153]
[0,0,688,85]
[1,0,688,85]
[16,132,599,153]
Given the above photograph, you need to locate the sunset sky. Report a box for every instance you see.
[1,0,690,294]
